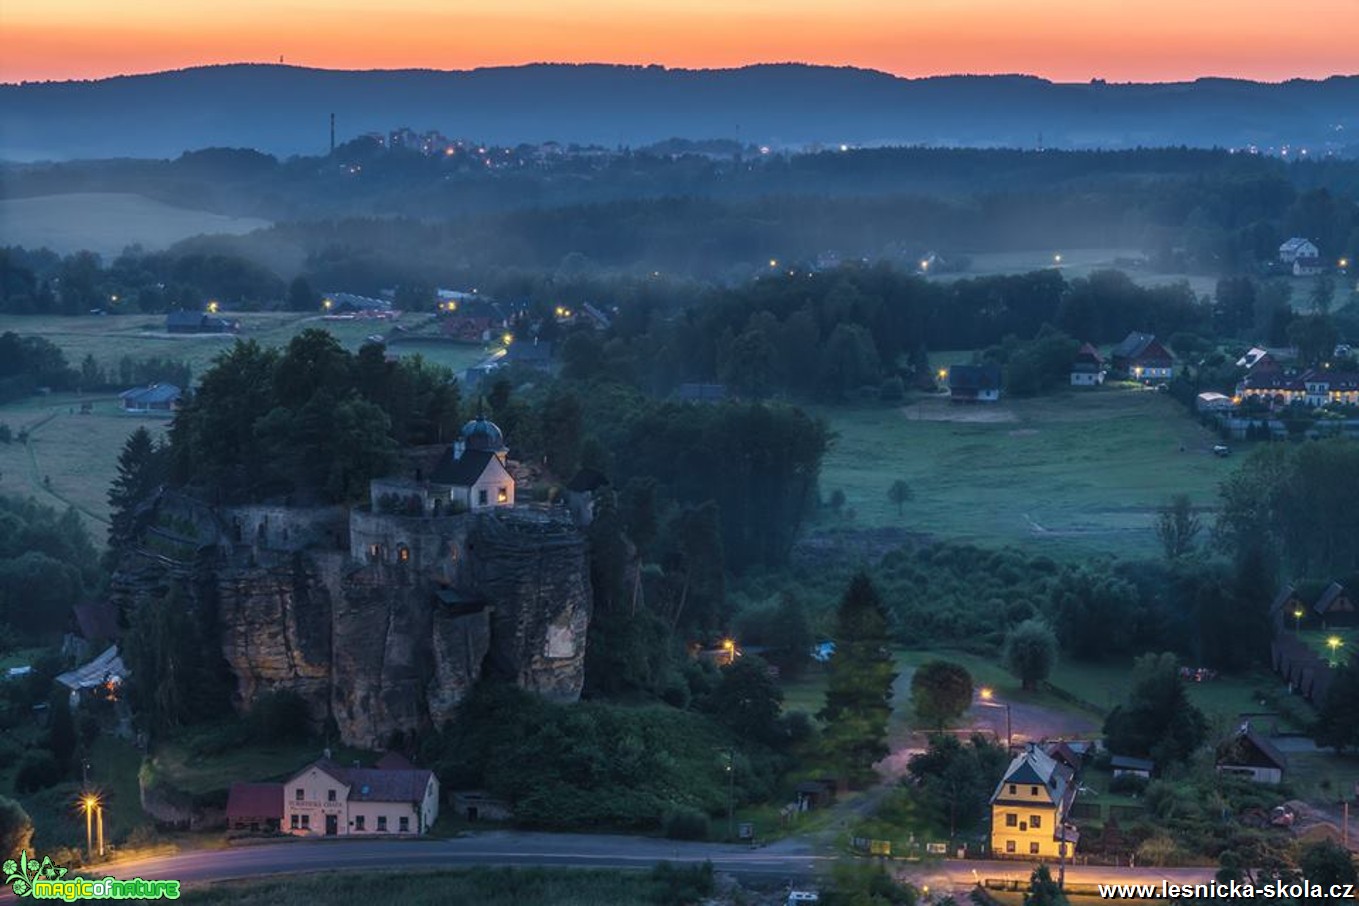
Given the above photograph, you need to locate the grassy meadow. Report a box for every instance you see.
[0,193,272,259]
[814,387,1230,558]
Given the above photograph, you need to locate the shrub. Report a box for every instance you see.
[661,806,710,841]
[1109,773,1148,796]
[14,750,62,793]
[649,861,714,905]
[0,795,34,862]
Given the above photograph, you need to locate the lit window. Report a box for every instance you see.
[497,486,508,503]
[1006,840,1016,853]
[1030,842,1040,855]
[398,545,410,563]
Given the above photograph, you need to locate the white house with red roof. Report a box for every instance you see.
[279,757,439,837]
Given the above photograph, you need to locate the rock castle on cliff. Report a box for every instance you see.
[111,416,592,748]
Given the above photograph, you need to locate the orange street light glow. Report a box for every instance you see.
[3,1,1358,83]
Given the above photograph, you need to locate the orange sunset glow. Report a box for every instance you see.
[2,0,1356,84]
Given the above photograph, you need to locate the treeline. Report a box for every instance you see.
[167,331,460,503]
[0,246,285,314]
[554,264,1207,400]
[0,497,101,645]
[0,333,76,402]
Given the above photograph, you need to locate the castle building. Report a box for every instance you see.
[367,416,515,520]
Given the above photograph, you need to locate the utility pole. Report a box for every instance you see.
[330,113,336,156]
[96,805,105,858]
[726,748,736,841]
[1058,825,1069,890]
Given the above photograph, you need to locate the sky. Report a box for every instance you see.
[2,0,1357,84]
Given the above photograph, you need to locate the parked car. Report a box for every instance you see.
[1213,444,1231,457]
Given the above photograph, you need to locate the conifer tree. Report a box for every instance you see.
[819,572,897,787]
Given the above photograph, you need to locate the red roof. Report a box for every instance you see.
[226,783,284,820]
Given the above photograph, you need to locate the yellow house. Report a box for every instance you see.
[989,744,1077,860]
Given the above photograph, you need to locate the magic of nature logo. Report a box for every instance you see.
[4,851,180,900]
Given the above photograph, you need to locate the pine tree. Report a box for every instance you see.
[818,572,897,788]
[106,427,167,552]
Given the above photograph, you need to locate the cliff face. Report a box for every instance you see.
[112,496,591,748]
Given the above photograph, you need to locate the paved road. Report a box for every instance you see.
[3,831,1217,900]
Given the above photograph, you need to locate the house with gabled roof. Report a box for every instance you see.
[1216,723,1288,784]
[1313,582,1354,625]
[1110,332,1174,382]
[119,383,181,415]
[1070,343,1106,387]
[282,757,439,837]
[1279,238,1320,265]
[948,363,1002,402]
[1269,584,1306,633]
[989,743,1078,860]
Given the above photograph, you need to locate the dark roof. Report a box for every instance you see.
[308,760,434,804]
[948,363,1002,391]
[430,448,497,486]
[72,600,120,642]
[1112,332,1157,360]
[1110,755,1155,771]
[119,383,182,406]
[375,752,414,771]
[1269,584,1300,617]
[226,782,284,820]
[433,587,487,614]
[1074,342,1104,365]
[505,338,554,364]
[324,292,391,312]
[459,416,506,453]
[165,310,205,329]
[1217,725,1288,772]
[992,746,1069,807]
[1314,582,1352,615]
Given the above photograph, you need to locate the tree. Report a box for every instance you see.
[106,426,167,551]
[1003,620,1058,691]
[1102,652,1208,766]
[1314,657,1359,752]
[1154,494,1201,560]
[887,479,914,517]
[1024,865,1067,906]
[819,573,897,788]
[1298,839,1358,890]
[702,656,784,746]
[286,276,317,312]
[46,690,76,775]
[0,795,34,861]
[911,661,973,730]
[907,733,1008,838]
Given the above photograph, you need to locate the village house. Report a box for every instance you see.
[281,757,439,837]
[1195,392,1236,413]
[367,415,515,519]
[1070,343,1106,386]
[989,744,1078,860]
[1109,755,1154,780]
[1303,372,1359,408]
[118,383,181,415]
[1278,237,1320,266]
[1236,369,1359,410]
[1110,332,1174,382]
[1313,582,1353,626]
[1235,347,1281,374]
[322,293,397,319]
[948,364,1002,402]
[1215,724,1288,784]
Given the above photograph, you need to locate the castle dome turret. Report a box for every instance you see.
[459,415,507,455]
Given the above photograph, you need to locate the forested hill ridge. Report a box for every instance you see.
[2,64,1358,160]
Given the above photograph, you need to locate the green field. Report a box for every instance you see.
[0,192,272,259]
[815,388,1229,557]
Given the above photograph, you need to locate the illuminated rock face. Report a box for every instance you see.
[112,495,591,748]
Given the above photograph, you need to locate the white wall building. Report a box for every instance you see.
[283,760,439,837]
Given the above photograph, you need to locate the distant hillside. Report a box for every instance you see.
[1,64,1356,160]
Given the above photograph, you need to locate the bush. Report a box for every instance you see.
[14,750,62,793]
[1109,773,1148,796]
[0,794,34,862]
[661,806,710,841]
[648,861,714,905]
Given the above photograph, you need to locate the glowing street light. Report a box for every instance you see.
[768,259,779,269]
[80,793,104,861]
[977,687,1012,749]
[206,300,219,314]
[920,259,930,272]
[1294,608,1305,633]
[1053,253,1063,266]
[1327,636,1344,665]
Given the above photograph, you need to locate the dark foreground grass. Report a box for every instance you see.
[185,867,679,906]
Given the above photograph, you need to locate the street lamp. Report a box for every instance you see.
[978,687,1012,750]
[1327,636,1343,665]
[80,793,104,861]
[1294,608,1305,633]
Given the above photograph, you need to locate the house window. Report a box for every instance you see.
[1005,840,1016,853]
[1030,815,1042,829]
[497,486,508,503]
[301,814,310,829]
[378,816,388,832]
[1008,784,1016,795]
[290,815,299,829]
[399,816,409,832]
[355,815,365,831]
[1030,842,1040,855]
[478,489,488,506]
[1030,786,1039,796]
[1005,813,1017,827]
[397,544,410,563]
[327,789,336,802]
[295,788,303,801]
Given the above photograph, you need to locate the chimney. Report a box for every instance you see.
[323,747,331,760]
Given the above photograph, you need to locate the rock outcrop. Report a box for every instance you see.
[111,493,591,748]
